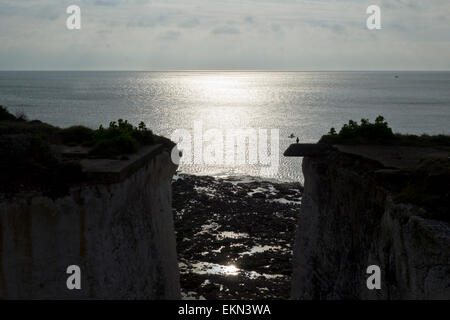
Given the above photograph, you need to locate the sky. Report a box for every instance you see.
[0,0,449,70]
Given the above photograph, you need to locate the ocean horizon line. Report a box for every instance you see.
[1,69,450,73]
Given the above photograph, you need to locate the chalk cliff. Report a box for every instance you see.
[0,145,180,299]
[291,149,450,299]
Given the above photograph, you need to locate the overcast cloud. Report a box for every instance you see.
[0,0,449,70]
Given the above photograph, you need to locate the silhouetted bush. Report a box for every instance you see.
[90,119,154,157]
[340,116,393,139]
[0,133,82,197]
[0,105,17,121]
[15,110,28,121]
[0,111,172,196]
[394,133,450,147]
[60,125,94,146]
[321,115,395,144]
[322,115,450,147]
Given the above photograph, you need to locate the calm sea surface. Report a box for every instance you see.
[1,71,449,182]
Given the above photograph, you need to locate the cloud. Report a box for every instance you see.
[244,16,254,24]
[93,0,122,7]
[178,18,200,28]
[0,0,448,70]
[212,26,241,35]
[0,2,62,20]
[158,30,181,41]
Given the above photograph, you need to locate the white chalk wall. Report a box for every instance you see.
[291,153,450,300]
[0,151,180,299]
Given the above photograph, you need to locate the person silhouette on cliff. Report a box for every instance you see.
[296,137,299,144]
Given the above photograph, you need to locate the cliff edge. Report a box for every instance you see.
[0,109,180,299]
[290,145,450,299]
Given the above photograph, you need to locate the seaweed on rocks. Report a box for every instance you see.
[172,174,303,300]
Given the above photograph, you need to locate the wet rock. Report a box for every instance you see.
[251,192,266,199]
[173,174,303,300]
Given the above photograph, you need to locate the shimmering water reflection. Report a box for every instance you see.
[2,71,450,181]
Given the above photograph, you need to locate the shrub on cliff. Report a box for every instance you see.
[90,119,154,157]
[393,133,450,147]
[339,116,393,140]
[0,105,18,121]
[322,116,450,147]
[0,112,173,196]
[321,115,395,144]
[60,125,94,146]
[0,133,82,197]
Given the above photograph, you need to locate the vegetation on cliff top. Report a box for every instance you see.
[0,106,81,196]
[326,115,394,142]
[0,105,174,196]
[321,115,450,147]
[321,115,449,221]
[0,105,19,121]
[90,119,156,157]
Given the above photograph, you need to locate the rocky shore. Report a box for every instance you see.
[172,174,303,300]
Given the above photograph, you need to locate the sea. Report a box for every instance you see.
[1,71,449,183]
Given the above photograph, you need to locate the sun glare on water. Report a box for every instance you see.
[223,265,239,276]
[185,73,264,128]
